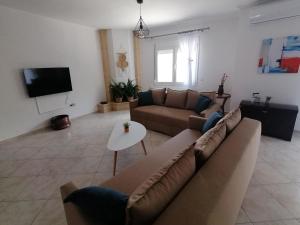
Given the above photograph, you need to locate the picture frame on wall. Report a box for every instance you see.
[258,35,300,74]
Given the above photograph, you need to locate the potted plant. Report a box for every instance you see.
[110,81,125,103]
[123,122,130,133]
[218,73,228,96]
[124,79,139,102]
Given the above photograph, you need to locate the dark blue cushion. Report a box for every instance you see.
[202,112,223,133]
[138,90,153,106]
[194,95,212,114]
[64,186,128,225]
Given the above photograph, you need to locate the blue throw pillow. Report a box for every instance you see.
[138,90,153,106]
[202,112,223,133]
[194,95,212,114]
[64,186,128,225]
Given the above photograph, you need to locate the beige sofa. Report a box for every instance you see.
[61,110,261,225]
[130,89,221,136]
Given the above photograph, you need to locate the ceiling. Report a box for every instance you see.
[0,0,289,29]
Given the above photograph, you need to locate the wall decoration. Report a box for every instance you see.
[117,53,129,72]
[258,35,300,74]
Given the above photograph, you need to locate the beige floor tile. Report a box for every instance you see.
[0,176,35,201]
[242,186,293,222]
[12,146,43,160]
[66,157,101,174]
[236,208,251,223]
[263,183,300,217]
[253,220,300,225]
[0,160,26,177]
[82,144,106,157]
[0,202,9,211]
[32,199,67,225]
[41,158,82,176]
[0,200,46,225]
[17,175,63,200]
[250,162,290,185]
[12,159,52,177]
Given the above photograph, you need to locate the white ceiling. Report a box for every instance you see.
[0,0,288,29]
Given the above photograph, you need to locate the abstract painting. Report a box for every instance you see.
[258,35,300,74]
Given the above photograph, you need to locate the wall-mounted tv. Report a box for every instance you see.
[23,67,73,97]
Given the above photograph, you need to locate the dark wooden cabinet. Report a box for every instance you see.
[240,100,298,141]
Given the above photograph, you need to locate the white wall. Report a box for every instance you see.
[231,9,300,130]
[140,16,238,98]
[0,5,105,141]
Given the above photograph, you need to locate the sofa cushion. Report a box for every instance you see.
[151,88,166,106]
[202,111,223,133]
[194,96,212,114]
[200,91,216,103]
[165,89,187,109]
[218,108,241,133]
[101,129,201,195]
[185,89,200,109]
[194,122,226,170]
[138,91,153,106]
[64,186,128,225]
[132,105,198,129]
[126,145,196,225]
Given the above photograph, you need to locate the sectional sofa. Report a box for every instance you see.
[61,108,261,225]
[130,89,221,136]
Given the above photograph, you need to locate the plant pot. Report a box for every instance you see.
[127,96,134,102]
[217,85,224,96]
[124,127,129,133]
[115,97,123,103]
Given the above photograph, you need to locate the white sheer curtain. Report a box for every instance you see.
[176,34,200,87]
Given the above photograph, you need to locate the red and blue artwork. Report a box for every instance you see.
[258,35,300,74]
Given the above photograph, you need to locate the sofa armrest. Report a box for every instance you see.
[200,103,222,118]
[60,182,97,225]
[188,115,207,130]
[130,99,138,111]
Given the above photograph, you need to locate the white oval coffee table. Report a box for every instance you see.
[107,121,147,176]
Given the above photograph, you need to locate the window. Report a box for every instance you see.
[156,49,174,83]
[155,35,200,87]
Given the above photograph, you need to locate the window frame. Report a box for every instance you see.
[154,44,185,86]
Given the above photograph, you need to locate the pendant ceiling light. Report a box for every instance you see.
[134,0,150,39]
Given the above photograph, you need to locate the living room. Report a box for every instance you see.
[0,0,300,225]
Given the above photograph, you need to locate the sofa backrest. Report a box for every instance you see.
[152,118,261,225]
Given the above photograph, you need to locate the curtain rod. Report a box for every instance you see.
[145,26,210,39]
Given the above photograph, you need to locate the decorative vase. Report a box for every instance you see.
[217,85,224,96]
[115,97,123,103]
[124,127,129,133]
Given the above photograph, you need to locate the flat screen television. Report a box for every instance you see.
[23,67,73,97]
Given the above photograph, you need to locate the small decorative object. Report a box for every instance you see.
[252,92,261,104]
[123,122,130,133]
[218,73,228,96]
[258,35,300,74]
[124,79,139,101]
[133,0,150,39]
[265,96,272,106]
[117,53,129,72]
[110,81,125,103]
[98,101,111,113]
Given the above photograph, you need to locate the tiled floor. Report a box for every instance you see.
[0,111,300,225]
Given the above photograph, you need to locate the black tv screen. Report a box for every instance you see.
[23,67,73,97]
